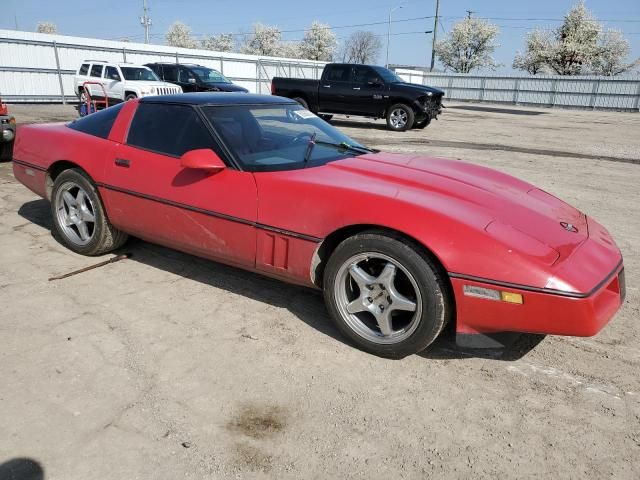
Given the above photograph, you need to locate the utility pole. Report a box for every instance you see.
[466,10,474,19]
[429,0,440,72]
[141,0,152,44]
[386,4,404,68]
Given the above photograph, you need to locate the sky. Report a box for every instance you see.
[1,0,639,72]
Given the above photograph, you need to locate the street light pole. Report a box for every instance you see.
[386,5,403,68]
[430,0,440,71]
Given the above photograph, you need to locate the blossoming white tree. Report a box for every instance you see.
[512,29,551,74]
[36,22,58,34]
[513,1,638,76]
[241,23,283,56]
[434,17,500,73]
[299,21,337,61]
[591,30,639,76]
[201,33,234,52]
[166,21,197,49]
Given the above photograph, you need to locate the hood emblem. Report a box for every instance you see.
[560,222,579,233]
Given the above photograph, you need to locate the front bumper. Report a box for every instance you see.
[451,261,625,337]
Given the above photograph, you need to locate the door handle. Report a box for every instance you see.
[322,84,331,88]
[352,87,361,90]
[114,158,130,168]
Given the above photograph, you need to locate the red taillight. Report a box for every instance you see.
[271,82,275,95]
[0,101,7,116]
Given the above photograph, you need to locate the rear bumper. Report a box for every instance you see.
[451,262,625,337]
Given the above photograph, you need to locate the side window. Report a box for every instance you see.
[178,67,196,83]
[79,63,89,75]
[163,65,178,82]
[90,64,103,78]
[325,65,351,82]
[67,103,125,139]
[353,66,380,85]
[127,103,217,157]
[104,66,121,81]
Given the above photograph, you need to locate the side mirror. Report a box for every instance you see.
[188,78,197,84]
[180,149,226,173]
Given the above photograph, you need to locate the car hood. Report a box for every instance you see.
[391,82,444,97]
[201,83,248,92]
[327,152,587,263]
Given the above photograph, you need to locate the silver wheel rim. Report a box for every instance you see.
[334,252,422,345]
[55,181,96,246]
[390,108,408,129]
[80,91,87,102]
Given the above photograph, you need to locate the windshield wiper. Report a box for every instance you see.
[313,140,379,155]
[303,132,317,167]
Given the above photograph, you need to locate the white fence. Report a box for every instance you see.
[0,30,327,103]
[395,68,640,112]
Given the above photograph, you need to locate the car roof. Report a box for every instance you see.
[140,92,297,106]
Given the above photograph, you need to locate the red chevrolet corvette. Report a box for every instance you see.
[12,93,625,358]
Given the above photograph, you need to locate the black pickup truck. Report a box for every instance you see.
[271,63,444,131]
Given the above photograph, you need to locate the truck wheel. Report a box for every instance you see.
[293,97,309,109]
[125,93,137,101]
[413,117,431,129]
[386,104,414,131]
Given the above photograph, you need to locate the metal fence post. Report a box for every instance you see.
[513,78,521,105]
[635,81,640,112]
[589,79,600,110]
[479,77,486,102]
[52,41,66,105]
[122,47,127,62]
[175,51,179,64]
[447,76,454,99]
[220,57,224,75]
[550,79,558,107]
[256,59,261,94]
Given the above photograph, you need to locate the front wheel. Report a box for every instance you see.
[51,169,128,256]
[125,93,137,101]
[386,104,415,131]
[323,232,451,358]
[413,117,431,129]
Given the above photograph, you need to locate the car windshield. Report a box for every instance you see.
[191,67,231,84]
[202,104,368,172]
[120,67,159,81]
[371,66,404,83]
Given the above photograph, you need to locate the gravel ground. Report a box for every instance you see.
[1,102,639,479]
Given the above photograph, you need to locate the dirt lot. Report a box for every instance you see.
[1,102,639,479]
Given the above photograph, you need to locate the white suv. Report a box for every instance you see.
[75,60,182,103]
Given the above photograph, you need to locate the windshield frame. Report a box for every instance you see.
[197,103,368,172]
[120,66,160,82]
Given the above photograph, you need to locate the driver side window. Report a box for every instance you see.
[179,67,196,83]
[353,66,381,85]
[127,104,222,158]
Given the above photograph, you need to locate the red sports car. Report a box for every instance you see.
[12,93,625,358]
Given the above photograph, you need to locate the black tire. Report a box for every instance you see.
[319,114,333,122]
[323,231,451,358]
[0,139,13,162]
[125,93,137,101]
[386,103,415,131]
[51,168,128,256]
[292,96,309,109]
[413,117,431,129]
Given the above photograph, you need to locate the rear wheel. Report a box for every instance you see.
[292,96,309,109]
[51,169,128,256]
[323,232,450,358]
[386,103,415,131]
